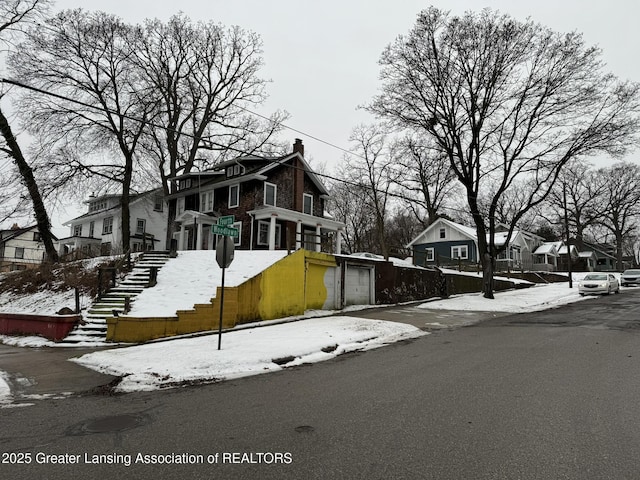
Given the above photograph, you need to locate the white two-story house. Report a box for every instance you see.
[0,224,54,272]
[57,189,167,257]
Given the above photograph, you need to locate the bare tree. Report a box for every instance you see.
[541,161,606,249]
[0,0,58,261]
[368,8,640,297]
[133,14,287,248]
[344,124,403,259]
[394,134,457,227]
[9,9,154,253]
[327,179,377,254]
[596,162,640,270]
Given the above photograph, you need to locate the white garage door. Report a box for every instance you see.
[323,266,338,309]
[345,265,373,306]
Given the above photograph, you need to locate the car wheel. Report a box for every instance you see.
[605,287,611,295]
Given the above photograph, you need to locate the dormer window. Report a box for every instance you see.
[88,200,107,212]
[226,164,245,178]
[178,178,192,190]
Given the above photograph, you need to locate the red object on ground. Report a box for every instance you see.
[0,313,81,342]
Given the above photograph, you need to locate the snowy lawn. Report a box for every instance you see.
[71,316,426,392]
[421,282,589,313]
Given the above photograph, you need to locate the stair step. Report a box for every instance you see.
[61,252,174,345]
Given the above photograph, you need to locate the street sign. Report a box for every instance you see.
[216,235,235,269]
[211,224,239,237]
[218,215,235,226]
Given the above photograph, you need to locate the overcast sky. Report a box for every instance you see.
[32,0,640,231]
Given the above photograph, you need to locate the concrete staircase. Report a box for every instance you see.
[60,251,172,345]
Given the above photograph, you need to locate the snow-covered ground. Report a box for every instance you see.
[71,316,426,392]
[0,258,627,401]
[129,250,288,316]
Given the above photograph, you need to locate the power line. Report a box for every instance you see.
[0,76,478,222]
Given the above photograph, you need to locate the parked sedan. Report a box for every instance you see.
[621,269,640,287]
[578,273,620,296]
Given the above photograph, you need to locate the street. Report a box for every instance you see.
[2,290,640,479]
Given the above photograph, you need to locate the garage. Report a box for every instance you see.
[344,264,374,306]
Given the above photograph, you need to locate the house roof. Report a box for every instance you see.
[533,242,559,255]
[65,188,163,225]
[168,152,330,200]
[407,218,537,249]
[0,225,57,243]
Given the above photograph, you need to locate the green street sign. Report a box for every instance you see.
[218,215,235,226]
[212,224,239,237]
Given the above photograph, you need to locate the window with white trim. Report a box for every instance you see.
[264,182,276,207]
[154,194,164,212]
[303,193,313,215]
[257,220,281,246]
[229,184,239,208]
[426,248,435,262]
[451,245,468,259]
[102,216,114,235]
[136,218,146,235]
[89,221,95,237]
[232,221,242,246]
[200,191,214,213]
[73,224,82,237]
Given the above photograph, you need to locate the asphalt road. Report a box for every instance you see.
[3,290,640,479]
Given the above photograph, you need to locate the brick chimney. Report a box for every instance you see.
[292,139,305,216]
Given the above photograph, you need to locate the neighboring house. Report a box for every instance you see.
[0,224,54,272]
[408,218,543,270]
[533,241,580,272]
[58,189,167,257]
[582,241,619,271]
[532,242,560,271]
[167,139,345,253]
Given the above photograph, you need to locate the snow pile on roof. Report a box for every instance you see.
[72,316,426,392]
[128,250,289,317]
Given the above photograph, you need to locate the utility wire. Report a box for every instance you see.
[0,77,479,221]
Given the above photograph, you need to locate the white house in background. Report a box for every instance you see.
[57,189,167,257]
[0,224,54,272]
[408,218,543,270]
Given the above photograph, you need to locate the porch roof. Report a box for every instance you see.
[247,206,345,232]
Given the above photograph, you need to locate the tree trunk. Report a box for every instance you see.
[616,233,624,271]
[120,154,134,254]
[0,107,59,263]
[165,198,177,251]
[482,251,495,299]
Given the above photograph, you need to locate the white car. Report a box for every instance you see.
[578,273,620,296]
[621,269,640,287]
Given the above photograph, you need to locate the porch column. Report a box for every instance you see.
[179,224,186,251]
[315,224,321,252]
[196,221,203,250]
[269,215,277,250]
[296,221,302,250]
[336,229,342,254]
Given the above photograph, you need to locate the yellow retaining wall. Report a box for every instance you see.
[106,249,337,343]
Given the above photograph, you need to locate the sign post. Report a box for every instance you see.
[214,216,238,350]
